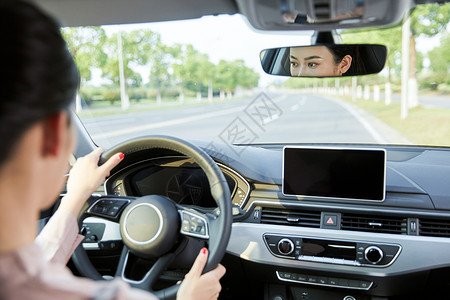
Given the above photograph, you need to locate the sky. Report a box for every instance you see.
[90,13,444,87]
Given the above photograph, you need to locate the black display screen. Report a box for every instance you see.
[302,239,356,260]
[283,147,386,201]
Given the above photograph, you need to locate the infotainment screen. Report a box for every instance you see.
[283,147,386,201]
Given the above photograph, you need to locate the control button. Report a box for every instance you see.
[349,280,360,288]
[277,239,294,256]
[322,212,340,229]
[360,281,371,289]
[343,296,356,300]
[291,273,298,281]
[180,211,208,238]
[339,278,349,287]
[307,275,318,283]
[328,278,339,285]
[365,246,384,264]
[324,215,337,226]
[98,240,122,251]
[89,199,128,218]
[297,274,307,282]
[318,277,327,284]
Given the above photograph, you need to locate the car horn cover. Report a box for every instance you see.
[120,195,179,257]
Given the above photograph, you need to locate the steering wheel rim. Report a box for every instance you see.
[72,135,233,299]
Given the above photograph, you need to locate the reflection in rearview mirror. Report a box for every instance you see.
[260,44,387,77]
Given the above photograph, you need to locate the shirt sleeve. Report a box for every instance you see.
[35,208,84,265]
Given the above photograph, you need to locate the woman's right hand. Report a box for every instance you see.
[177,248,226,300]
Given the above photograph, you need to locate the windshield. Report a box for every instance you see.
[68,4,450,149]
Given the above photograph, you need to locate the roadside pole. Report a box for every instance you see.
[118,32,129,111]
[401,11,410,119]
[75,92,82,113]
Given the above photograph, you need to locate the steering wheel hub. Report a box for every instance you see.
[123,203,163,243]
[120,195,179,257]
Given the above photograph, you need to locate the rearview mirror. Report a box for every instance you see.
[260,44,387,77]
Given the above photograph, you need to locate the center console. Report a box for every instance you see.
[264,234,401,267]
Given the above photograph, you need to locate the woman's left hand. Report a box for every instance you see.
[59,148,124,215]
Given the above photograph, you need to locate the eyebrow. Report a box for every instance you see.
[304,55,323,60]
[290,55,324,61]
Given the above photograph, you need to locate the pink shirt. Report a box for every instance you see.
[0,209,158,300]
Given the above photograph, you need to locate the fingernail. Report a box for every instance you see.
[202,248,207,255]
[119,153,125,159]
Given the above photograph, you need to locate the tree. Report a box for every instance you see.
[102,30,159,87]
[213,59,259,96]
[62,27,107,83]
[148,41,177,104]
[410,3,450,76]
[427,33,450,74]
[172,45,214,99]
[341,26,402,84]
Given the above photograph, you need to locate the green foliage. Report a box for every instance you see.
[67,27,259,97]
[102,30,159,86]
[213,59,259,92]
[172,44,214,91]
[62,27,107,83]
[410,3,450,37]
[427,33,450,73]
[341,26,402,80]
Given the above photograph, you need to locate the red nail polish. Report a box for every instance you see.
[202,248,207,255]
[119,153,125,159]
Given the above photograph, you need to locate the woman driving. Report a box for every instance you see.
[0,1,225,299]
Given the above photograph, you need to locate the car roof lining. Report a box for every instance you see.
[31,0,239,27]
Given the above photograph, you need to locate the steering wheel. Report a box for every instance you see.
[72,135,232,299]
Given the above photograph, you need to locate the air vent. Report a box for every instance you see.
[419,219,450,238]
[261,208,321,228]
[342,213,407,235]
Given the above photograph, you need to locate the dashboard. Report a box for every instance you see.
[83,142,450,299]
[105,156,251,208]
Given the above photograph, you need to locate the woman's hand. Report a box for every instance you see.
[59,148,124,215]
[177,248,226,300]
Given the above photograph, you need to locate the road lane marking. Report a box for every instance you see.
[91,94,286,139]
[326,97,387,144]
[82,117,136,127]
[290,104,300,111]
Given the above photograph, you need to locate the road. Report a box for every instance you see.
[81,92,387,149]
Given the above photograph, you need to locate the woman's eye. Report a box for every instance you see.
[290,62,298,67]
[308,62,318,68]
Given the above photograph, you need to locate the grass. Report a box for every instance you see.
[339,96,450,147]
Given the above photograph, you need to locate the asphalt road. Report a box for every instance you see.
[81,92,386,149]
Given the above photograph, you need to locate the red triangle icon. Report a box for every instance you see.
[326,217,334,225]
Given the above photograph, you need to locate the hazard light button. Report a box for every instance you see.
[321,212,341,229]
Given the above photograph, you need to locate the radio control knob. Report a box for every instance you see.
[365,246,383,264]
[277,238,294,255]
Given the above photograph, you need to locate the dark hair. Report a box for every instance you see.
[326,45,366,76]
[0,1,79,167]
